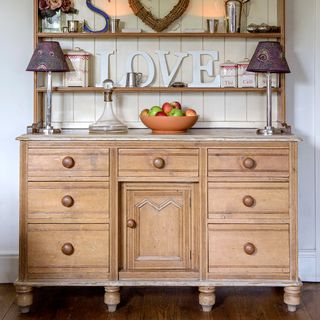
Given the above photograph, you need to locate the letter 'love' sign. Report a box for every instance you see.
[97,51,220,88]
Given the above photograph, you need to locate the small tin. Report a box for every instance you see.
[220,60,238,88]
[68,20,79,33]
[63,47,91,87]
[238,58,257,88]
[258,73,279,88]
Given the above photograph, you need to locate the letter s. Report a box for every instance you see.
[84,0,109,33]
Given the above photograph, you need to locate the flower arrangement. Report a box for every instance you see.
[39,0,78,18]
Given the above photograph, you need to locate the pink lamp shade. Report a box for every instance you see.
[247,41,290,74]
[26,41,69,72]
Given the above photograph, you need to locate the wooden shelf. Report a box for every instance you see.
[36,87,281,93]
[37,32,283,39]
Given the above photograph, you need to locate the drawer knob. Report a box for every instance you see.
[61,243,75,256]
[61,195,74,208]
[62,156,75,169]
[127,219,137,229]
[244,242,256,255]
[243,157,256,169]
[243,195,255,208]
[153,158,166,169]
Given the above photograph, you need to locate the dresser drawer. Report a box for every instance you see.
[27,224,110,280]
[208,182,289,221]
[208,148,289,178]
[118,149,199,177]
[28,182,109,223]
[208,224,290,279]
[28,148,109,179]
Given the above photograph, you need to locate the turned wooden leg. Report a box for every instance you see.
[199,286,215,312]
[284,285,302,312]
[104,287,120,312]
[15,285,33,314]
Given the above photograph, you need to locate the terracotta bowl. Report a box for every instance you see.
[140,115,199,133]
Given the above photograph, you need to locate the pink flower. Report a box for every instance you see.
[39,0,50,10]
[49,0,62,10]
[61,0,74,12]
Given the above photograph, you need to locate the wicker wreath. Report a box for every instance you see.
[128,0,190,32]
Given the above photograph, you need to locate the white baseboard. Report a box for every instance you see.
[299,249,318,282]
[0,254,18,283]
[0,251,318,284]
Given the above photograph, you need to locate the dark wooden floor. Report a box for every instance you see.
[0,283,319,320]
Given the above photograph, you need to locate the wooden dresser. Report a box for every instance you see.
[15,129,302,313]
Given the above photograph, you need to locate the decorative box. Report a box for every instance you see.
[258,73,279,88]
[220,61,238,88]
[63,47,90,87]
[238,59,257,88]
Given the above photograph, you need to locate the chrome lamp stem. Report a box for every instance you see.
[43,71,61,135]
[257,72,274,135]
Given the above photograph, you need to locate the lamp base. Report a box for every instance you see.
[257,127,275,136]
[27,124,61,135]
[257,123,292,136]
[42,127,62,135]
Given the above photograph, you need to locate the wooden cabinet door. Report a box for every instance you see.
[121,184,194,272]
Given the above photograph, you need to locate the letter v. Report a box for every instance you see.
[156,51,188,87]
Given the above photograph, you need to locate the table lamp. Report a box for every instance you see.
[27,41,69,134]
[247,41,290,135]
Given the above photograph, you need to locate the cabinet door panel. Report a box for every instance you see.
[122,184,193,272]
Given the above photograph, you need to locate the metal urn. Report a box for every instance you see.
[225,0,250,33]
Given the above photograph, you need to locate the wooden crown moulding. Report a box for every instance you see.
[36,87,282,93]
[37,32,283,40]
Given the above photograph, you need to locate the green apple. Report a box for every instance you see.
[170,109,185,117]
[148,106,162,116]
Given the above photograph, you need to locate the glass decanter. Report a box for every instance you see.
[89,80,128,133]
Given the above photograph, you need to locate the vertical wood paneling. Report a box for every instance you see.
[181,38,204,120]
[116,39,139,122]
[116,93,139,123]
[51,0,281,130]
[72,0,95,123]
[180,0,203,124]
[139,0,157,33]
[247,93,266,122]
[52,38,74,125]
[181,0,203,30]
[225,39,247,121]
[94,0,116,120]
[73,38,95,123]
[226,93,247,121]
[268,0,278,25]
[203,92,225,122]
[203,36,225,122]
[76,0,95,30]
[247,0,269,25]
[203,0,225,20]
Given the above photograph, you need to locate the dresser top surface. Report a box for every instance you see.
[17,129,301,142]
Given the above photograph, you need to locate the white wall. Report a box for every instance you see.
[0,0,319,282]
[0,1,33,282]
[286,0,320,281]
